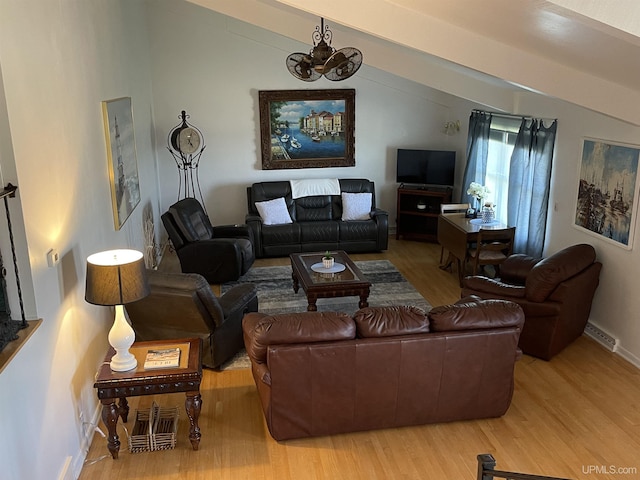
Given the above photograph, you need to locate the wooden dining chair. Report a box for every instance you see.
[466,227,515,276]
[439,203,470,263]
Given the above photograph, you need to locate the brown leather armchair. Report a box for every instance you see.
[126,269,258,368]
[461,243,602,360]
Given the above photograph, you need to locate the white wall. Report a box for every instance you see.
[146,0,470,231]
[0,1,160,479]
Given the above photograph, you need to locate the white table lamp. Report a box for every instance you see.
[85,249,149,372]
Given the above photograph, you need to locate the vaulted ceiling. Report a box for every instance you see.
[188,0,640,125]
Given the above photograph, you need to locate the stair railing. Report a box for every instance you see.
[477,454,572,480]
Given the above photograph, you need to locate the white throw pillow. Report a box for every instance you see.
[341,192,372,221]
[255,197,293,225]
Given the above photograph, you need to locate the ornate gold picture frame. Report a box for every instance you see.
[259,89,355,170]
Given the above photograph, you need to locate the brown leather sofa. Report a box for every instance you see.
[242,298,524,441]
[126,269,258,368]
[461,243,602,360]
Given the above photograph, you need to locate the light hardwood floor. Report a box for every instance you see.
[79,239,640,480]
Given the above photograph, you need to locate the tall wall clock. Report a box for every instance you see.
[167,110,206,210]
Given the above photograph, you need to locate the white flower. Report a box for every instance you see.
[467,182,490,201]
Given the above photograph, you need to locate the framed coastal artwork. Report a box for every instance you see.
[258,89,355,170]
[101,97,141,230]
[574,138,640,249]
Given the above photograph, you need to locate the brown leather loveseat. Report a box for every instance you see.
[242,298,524,441]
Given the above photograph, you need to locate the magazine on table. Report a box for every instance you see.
[143,347,181,369]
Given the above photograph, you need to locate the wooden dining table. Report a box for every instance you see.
[437,213,512,286]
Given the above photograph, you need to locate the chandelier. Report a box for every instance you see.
[286,18,363,82]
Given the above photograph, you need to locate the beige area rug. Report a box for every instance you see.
[219,349,252,371]
[218,259,431,371]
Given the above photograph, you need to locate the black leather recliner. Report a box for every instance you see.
[126,269,258,368]
[161,197,255,284]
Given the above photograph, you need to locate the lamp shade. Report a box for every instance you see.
[85,249,149,306]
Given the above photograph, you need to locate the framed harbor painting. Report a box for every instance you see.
[101,97,141,230]
[574,138,640,249]
[259,89,355,170]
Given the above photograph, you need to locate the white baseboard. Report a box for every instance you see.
[614,345,640,370]
[69,402,103,479]
[57,456,73,480]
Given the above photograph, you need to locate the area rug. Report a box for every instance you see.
[219,260,431,371]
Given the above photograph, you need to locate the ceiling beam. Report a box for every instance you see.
[188,0,640,125]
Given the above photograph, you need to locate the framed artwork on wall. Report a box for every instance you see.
[574,138,640,249]
[101,97,141,230]
[258,89,355,170]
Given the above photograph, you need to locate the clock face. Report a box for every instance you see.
[178,127,201,154]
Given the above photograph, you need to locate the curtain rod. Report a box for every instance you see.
[472,109,556,123]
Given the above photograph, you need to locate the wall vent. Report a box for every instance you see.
[584,322,618,352]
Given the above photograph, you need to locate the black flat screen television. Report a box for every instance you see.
[396,149,456,188]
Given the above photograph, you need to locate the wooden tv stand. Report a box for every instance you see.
[396,185,452,241]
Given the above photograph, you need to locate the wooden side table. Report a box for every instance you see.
[94,337,203,459]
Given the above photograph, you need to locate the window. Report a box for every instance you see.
[485,117,521,224]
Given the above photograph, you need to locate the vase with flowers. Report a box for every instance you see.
[466,182,491,217]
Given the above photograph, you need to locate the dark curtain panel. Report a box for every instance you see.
[461,111,492,207]
[507,118,558,256]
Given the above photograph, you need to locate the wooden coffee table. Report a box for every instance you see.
[290,251,371,311]
[94,338,202,459]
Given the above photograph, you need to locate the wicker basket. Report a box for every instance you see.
[128,402,179,453]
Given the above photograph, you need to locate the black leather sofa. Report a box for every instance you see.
[246,178,389,258]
